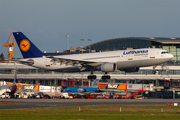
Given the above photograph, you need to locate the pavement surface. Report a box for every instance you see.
[0,99,179,110]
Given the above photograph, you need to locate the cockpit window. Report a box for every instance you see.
[161,51,168,54]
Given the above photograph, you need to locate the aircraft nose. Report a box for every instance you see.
[169,54,174,59]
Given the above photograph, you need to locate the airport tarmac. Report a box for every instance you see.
[0,99,179,110]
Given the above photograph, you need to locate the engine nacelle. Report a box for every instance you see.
[120,67,139,72]
[97,63,117,72]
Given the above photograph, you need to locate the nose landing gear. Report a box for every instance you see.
[152,65,157,74]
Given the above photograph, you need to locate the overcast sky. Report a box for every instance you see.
[0,0,180,58]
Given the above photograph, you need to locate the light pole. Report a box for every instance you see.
[88,33,92,52]
[80,33,84,53]
[66,35,69,50]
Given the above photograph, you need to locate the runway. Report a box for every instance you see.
[0,99,179,110]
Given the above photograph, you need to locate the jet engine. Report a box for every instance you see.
[120,67,139,72]
[97,63,117,72]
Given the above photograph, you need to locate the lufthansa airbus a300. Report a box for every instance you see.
[13,32,173,79]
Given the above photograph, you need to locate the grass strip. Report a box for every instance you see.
[0,105,180,120]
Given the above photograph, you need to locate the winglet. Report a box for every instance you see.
[13,32,47,58]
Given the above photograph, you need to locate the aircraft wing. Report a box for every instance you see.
[47,56,101,70]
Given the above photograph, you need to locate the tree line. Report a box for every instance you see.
[0,53,5,61]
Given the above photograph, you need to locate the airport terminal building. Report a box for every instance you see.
[1,37,180,98]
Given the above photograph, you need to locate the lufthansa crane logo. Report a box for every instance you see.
[20,39,30,52]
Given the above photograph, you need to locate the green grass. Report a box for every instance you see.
[0,105,180,120]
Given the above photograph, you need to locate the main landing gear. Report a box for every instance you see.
[87,68,111,80]
[87,74,97,79]
[87,67,97,79]
[87,74,111,80]
[101,72,111,80]
[101,75,111,80]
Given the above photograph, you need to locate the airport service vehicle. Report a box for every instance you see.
[0,93,10,99]
[104,95,110,99]
[39,86,61,93]
[20,90,35,96]
[113,94,127,99]
[0,68,17,96]
[61,92,73,99]
[88,93,103,99]
[37,92,45,98]
[14,93,28,99]
[0,89,11,96]
[43,92,73,99]
[13,32,173,79]
[22,93,28,99]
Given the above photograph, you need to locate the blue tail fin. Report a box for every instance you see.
[13,32,47,58]
[91,79,100,87]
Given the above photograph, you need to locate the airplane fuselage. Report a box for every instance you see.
[22,48,173,72]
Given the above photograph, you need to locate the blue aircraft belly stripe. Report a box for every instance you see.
[64,87,98,92]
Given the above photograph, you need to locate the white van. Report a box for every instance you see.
[60,92,73,99]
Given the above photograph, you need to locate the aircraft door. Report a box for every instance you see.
[45,59,51,67]
[150,50,155,59]
[128,54,133,60]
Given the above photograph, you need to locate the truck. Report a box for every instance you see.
[43,92,73,99]
[39,86,61,93]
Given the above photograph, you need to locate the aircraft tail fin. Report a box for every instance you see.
[91,79,100,87]
[13,32,47,58]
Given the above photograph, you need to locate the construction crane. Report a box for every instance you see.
[3,34,15,59]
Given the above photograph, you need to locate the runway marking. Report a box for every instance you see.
[37,105,62,107]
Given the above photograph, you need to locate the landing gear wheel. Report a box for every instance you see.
[87,75,97,79]
[101,76,105,79]
[152,70,156,74]
[101,75,111,80]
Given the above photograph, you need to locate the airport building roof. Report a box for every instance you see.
[47,37,180,63]
[84,37,180,51]
[83,37,180,62]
